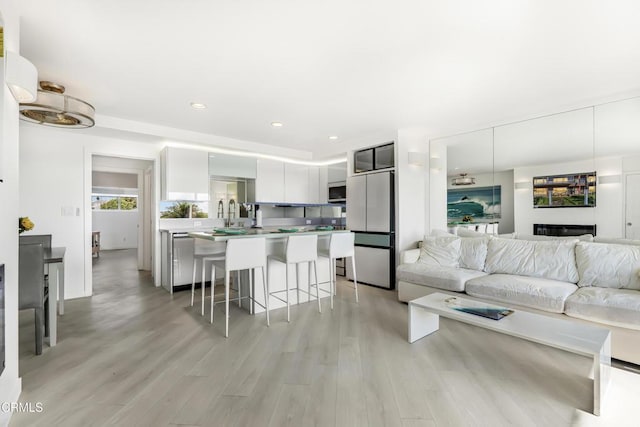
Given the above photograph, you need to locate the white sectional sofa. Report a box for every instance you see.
[397,232,640,365]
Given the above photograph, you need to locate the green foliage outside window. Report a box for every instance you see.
[160,202,208,218]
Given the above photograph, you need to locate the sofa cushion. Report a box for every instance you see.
[459,237,489,271]
[485,238,579,283]
[397,263,488,292]
[576,242,640,290]
[565,287,640,329]
[593,237,640,246]
[465,274,578,313]
[533,240,580,283]
[418,236,461,268]
[485,238,536,277]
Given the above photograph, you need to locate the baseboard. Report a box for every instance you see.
[0,377,22,427]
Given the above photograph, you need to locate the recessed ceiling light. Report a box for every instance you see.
[328,136,339,140]
[190,102,207,109]
[271,122,283,128]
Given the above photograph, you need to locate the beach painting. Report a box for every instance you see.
[447,185,501,220]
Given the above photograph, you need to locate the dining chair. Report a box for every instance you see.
[267,234,320,322]
[19,243,49,355]
[476,223,488,234]
[191,240,226,316]
[211,238,269,337]
[318,232,358,309]
[20,234,52,281]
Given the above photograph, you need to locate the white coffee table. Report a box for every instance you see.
[408,293,611,416]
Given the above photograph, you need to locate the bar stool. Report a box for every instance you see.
[268,234,320,322]
[211,238,269,337]
[191,240,226,316]
[318,232,358,309]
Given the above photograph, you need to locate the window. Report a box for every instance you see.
[92,194,138,211]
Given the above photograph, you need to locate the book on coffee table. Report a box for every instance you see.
[452,307,514,320]
[444,297,514,320]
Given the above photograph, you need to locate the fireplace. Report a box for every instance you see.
[533,224,597,237]
[0,264,4,376]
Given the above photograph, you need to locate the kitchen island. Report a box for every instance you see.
[188,228,352,315]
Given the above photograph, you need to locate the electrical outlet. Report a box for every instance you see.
[194,221,202,227]
[306,220,312,225]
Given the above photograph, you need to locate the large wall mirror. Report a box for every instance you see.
[437,96,640,239]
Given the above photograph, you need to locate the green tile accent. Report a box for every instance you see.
[354,233,390,247]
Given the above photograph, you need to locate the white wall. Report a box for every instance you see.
[0,2,24,424]
[92,211,138,250]
[19,125,162,300]
[447,170,515,233]
[514,157,623,238]
[428,140,447,231]
[396,129,429,253]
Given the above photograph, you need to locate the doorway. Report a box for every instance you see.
[625,173,640,239]
[91,156,154,290]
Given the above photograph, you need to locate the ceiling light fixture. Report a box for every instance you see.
[19,81,95,128]
[271,122,283,128]
[451,173,476,186]
[190,102,207,109]
[328,136,339,141]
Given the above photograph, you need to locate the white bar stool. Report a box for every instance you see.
[191,240,226,316]
[319,232,358,309]
[211,238,269,337]
[268,234,320,322]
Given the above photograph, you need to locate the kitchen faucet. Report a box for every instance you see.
[226,198,236,227]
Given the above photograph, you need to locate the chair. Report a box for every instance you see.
[318,232,358,309]
[19,243,49,355]
[475,223,488,234]
[20,234,52,281]
[211,238,269,337]
[485,223,498,235]
[190,240,226,316]
[267,234,320,322]
[19,234,52,250]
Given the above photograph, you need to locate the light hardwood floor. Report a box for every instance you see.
[11,249,640,426]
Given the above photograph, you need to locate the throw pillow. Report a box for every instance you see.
[459,237,489,271]
[418,236,461,268]
[576,242,640,290]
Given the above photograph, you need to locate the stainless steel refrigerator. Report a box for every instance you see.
[346,171,395,289]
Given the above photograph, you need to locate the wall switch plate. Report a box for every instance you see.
[306,220,312,224]
[194,221,202,227]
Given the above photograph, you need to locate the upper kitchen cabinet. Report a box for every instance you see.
[327,161,347,183]
[256,158,285,203]
[308,166,321,204]
[284,163,309,203]
[209,153,256,179]
[161,147,209,200]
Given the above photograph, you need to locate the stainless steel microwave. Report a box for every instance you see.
[328,182,346,203]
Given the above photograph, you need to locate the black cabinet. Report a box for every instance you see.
[354,142,394,173]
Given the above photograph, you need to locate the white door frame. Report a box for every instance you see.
[84,150,159,297]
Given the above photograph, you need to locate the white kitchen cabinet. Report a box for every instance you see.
[256,158,285,203]
[319,166,329,203]
[328,161,347,183]
[308,167,320,204]
[208,153,257,178]
[161,147,209,200]
[284,163,309,203]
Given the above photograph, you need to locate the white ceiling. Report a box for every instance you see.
[16,0,640,158]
